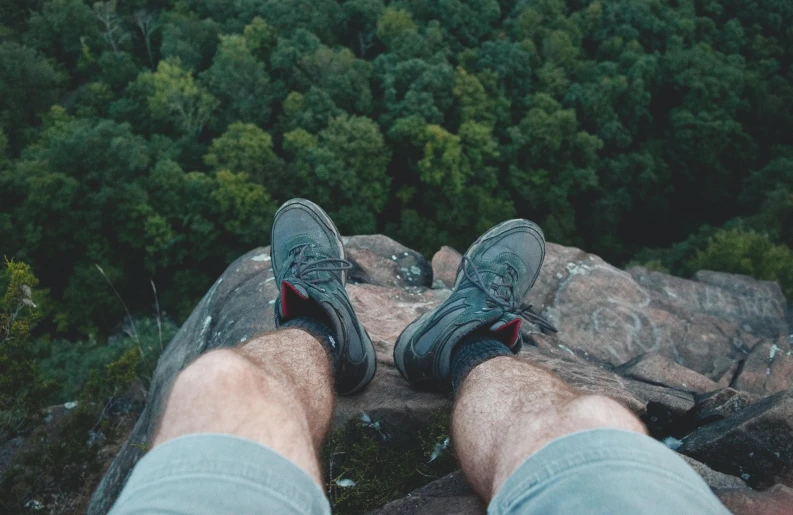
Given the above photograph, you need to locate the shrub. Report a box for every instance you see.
[36,317,177,403]
[684,229,793,298]
[0,259,53,436]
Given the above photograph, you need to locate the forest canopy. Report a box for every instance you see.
[1,0,792,340]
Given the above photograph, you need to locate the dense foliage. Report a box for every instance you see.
[0,258,173,513]
[2,0,792,338]
[0,259,52,432]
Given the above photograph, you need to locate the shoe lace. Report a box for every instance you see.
[461,255,558,333]
[290,244,353,286]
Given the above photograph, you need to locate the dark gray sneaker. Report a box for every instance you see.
[270,199,376,395]
[393,219,557,391]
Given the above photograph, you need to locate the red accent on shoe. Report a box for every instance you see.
[495,318,521,348]
[281,280,308,319]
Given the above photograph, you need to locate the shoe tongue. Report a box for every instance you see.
[280,279,310,319]
[489,315,521,349]
[280,278,343,341]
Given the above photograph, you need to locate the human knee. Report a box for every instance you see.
[563,395,647,434]
[173,349,260,397]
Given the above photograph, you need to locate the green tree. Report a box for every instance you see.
[0,0,31,37]
[506,93,602,243]
[342,0,385,57]
[136,58,218,137]
[255,0,344,43]
[244,16,279,60]
[284,115,391,232]
[278,88,345,133]
[211,170,276,245]
[0,42,63,151]
[201,34,274,129]
[388,115,512,252]
[295,45,373,114]
[377,58,456,125]
[451,66,498,126]
[93,1,131,55]
[376,7,417,49]
[204,122,285,197]
[159,10,221,71]
[5,109,150,334]
[25,0,98,69]
[429,0,500,47]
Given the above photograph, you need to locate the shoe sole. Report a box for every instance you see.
[352,325,378,395]
[393,219,545,385]
[271,198,376,395]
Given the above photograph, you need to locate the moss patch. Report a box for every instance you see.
[322,411,457,514]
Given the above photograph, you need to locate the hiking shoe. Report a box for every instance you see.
[393,219,557,391]
[270,198,376,395]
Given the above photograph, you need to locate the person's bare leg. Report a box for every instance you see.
[453,356,646,501]
[152,328,333,485]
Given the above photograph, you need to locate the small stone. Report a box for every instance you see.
[345,235,432,288]
[64,401,78,410]
[431,246,462,289]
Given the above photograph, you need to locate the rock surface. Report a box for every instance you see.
[674,388,757,437]
[731,338,793,395]
[679,390,793,489]
[679,455,747,489]
[614,352,720,394]
[346,235,433,288]
[715,484,793,515]
[369,471,485,515]
[89,236,791,513]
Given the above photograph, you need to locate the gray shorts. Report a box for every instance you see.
[110,429,728,514]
